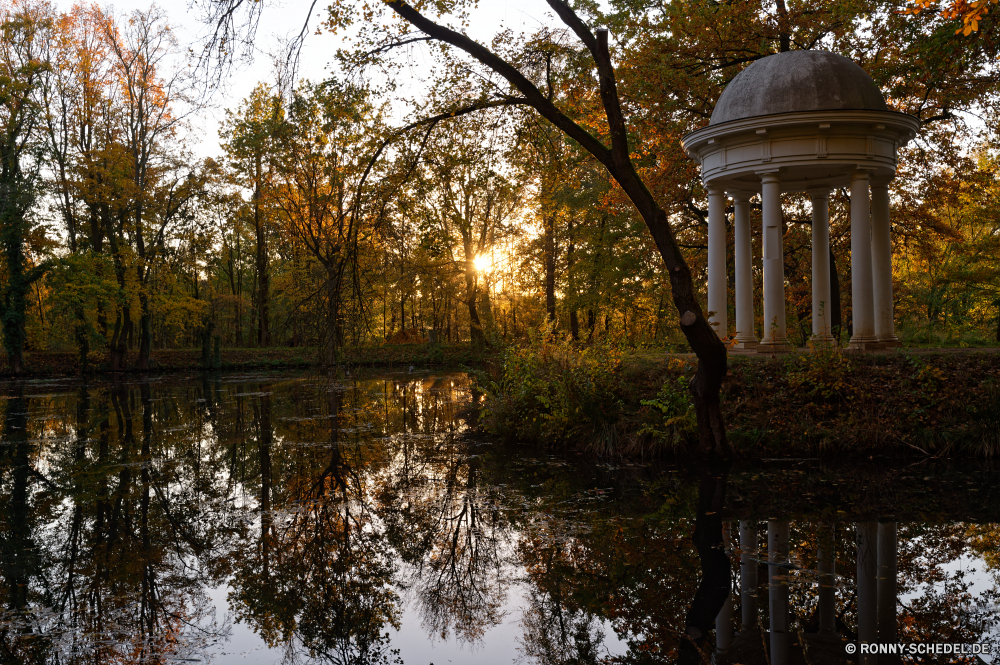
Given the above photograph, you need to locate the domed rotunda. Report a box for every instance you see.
[680,50,919,351]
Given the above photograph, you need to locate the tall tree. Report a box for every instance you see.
[220,83,283,348]
[0,0,52,374]
[104,6,198,369]
[270,80,388,367]
[419,116,521,348]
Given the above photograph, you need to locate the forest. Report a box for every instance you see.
[0,0,998,376]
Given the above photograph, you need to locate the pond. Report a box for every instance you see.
[0,370,997,664]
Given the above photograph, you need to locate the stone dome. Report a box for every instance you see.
[709,51,888,125]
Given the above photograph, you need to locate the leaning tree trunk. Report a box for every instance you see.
[679,463,731,665]
[387,0,731,456]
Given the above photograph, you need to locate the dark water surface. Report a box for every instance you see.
[0,370,997,664]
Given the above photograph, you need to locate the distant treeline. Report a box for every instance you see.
[0,0,998,374]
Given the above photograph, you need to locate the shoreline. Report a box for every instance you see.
[4,345,999,461]
[0,343,492,377]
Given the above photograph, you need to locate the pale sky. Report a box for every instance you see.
[53,0,563,160]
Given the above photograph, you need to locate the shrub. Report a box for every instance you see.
[787,344,850,401]
[638,373,697,449]
[475,323,625,453]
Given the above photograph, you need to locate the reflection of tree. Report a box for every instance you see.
[678,467,730,665]
[371,377,513,644]
[0,385,50,661]
[513,468,704,664]
[895,523,1000,656]
[4,373,1000,665]
[517,575,604,665]
[0,380,234,663]
[230,383,402,665]
[414,455,508,642]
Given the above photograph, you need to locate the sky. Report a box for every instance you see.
[52,0,563,161]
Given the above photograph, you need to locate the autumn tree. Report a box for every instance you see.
[220,83,283,349]
[0,0,52,375]
[416,115,522,348]
[269,80,391,366]
[38,3,201,371]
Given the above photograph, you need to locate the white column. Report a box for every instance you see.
[739,520,758,632]
[759,173,788,350]
[857,522,878,665]
[871,180,899,347]
[733,192,758,348]
[809,188,835,343]
[877,522,899,662]
[768,521,790,665]
[849,170,877,349]
[707,185,728,340]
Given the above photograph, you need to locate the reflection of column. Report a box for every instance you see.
[878,522,899,663]
[849,171,877,350]
[871,180,899,347]
[707,185,728,339]
[717,520,734,651]
[857,522,878,665]
[768,521,789,665]
[817,522,837,637]
[733,193,758,349]
[759,173,788,350]
[809,188,835,343]
[739,520,758,632]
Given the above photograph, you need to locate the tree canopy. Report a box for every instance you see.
[0,0,995,382]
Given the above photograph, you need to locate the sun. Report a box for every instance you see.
[473,254,491,273]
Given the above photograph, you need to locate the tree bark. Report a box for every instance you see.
[136,292,152,371]
[568,217,579,340]
[829,246,842,342]
[323,264,345,368]
[544,211,556,323]
[254,156,270,347]
[465,264,486,348]
[776,0,792,52]
[679,464,731,665]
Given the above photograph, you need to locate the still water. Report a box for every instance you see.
[0,370,997,664]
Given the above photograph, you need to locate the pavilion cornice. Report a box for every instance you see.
[680,110,921,193]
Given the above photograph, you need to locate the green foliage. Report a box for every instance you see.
[45,253,116,352]
[638,374,697,448]
[788,344,851,401]
[476,323,626,453]
[905,354,946,392]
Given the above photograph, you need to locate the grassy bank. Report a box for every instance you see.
[476,339,1000,459]
[0,342,491,375]
[722,348,1000,456]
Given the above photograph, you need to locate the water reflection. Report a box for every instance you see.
[0,372,996,664]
